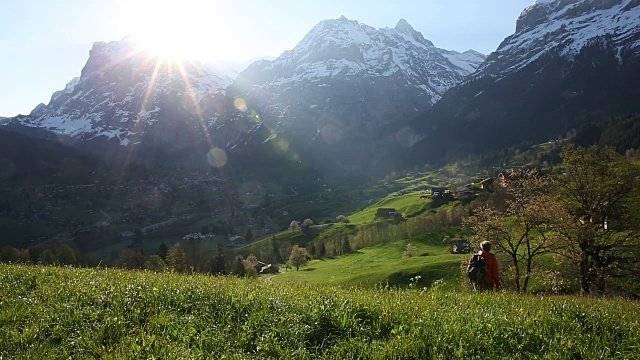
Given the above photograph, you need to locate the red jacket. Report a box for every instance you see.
[478,250,501,289]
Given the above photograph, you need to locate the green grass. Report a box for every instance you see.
[274,235,463,289]
[2,264,640,359]
[348,193,433,224]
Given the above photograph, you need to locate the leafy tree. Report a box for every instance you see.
[242,254,259,278]
[336,215,350,223]
[288,245,308,271]
[34,243,78,266]
[554,145,640,295]
[317,240,326,259]
[341,237,352,255]
[289,220,300,231]
[464,170,564,292]
[243,261,258,278]
[210,240,227,275]
[269,236,280,263]
[231,255,246,276]
[38,249,58,265]
[16,248,31,264]
[245,228,254,242]
[166,244,188,273]
[118,250,146,270]
[144,255,167,272]
[308,244,316,258]
[303,218,313,226]
[157,242,168,261]
[245,254,259,268]
[1,246,31,264]
[55,244,78,265]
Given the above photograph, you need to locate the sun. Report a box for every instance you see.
[117,0,247,62]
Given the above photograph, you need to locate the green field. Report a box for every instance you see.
[2,264,639,359]
[347,193,436,224]
[273,236,464,290]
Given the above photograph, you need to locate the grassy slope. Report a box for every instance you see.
[2,264,639,359]
[273,235,464,290]
[347,193,434,224]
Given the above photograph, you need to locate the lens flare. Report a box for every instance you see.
[275,137,289,151]
[395,127,424,148]
[320,123,343,144]
[206,148,228,168]
[234,98,248,112]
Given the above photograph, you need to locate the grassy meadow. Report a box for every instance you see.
[347,192,435,225]
[2,264,640,359]
[273,236,464,290]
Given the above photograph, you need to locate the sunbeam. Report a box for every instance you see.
[117,0,246,62]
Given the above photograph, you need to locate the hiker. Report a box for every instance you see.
[467,240,501,291]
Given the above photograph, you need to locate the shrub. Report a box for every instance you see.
[403,243,417,258]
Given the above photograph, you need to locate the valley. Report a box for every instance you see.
[1,1,640,358]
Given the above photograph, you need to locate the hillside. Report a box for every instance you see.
[273,234,464,290]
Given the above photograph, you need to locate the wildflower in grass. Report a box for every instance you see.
[409,275,421,289]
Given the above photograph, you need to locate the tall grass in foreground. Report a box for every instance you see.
[1,264,639,359]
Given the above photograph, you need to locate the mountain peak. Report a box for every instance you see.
[394,18,415,33]
[482,0,640,78]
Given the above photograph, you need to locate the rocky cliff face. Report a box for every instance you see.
[6,37,263,165]
[478,0,640,78]
[407,0,640,166]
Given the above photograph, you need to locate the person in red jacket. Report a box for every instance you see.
[477,241,501,291]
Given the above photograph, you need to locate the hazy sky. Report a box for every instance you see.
[0,0,534,117]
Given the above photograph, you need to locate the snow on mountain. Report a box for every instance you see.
[477,0,640,78]
[14,37,234,146]
[240,16,485,106]
[408,0,640,167]
[439,49,487,75]
[5,17,486,177]
[227,17,486,177]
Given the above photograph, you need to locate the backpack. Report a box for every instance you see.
[467,254,488,284]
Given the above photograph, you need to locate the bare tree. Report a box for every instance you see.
[464,170,564,292]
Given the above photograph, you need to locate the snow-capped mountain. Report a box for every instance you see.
[477,0,640,78]
[12,37,233,146]
[407,0,640,165]
[230,17,485,176]
[234,16,484,107]
[239,16,484,103]
[3,17,484,177]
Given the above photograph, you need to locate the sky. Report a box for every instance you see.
[0,0,534,117]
